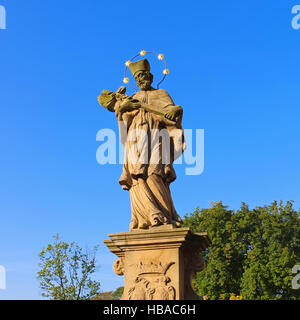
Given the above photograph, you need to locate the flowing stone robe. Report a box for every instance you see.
[115,88,185,230]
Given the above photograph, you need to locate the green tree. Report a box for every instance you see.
[183,201,300,300]
[91,291,114,300]
[91,287,124,300]
[37,234,101,300]
[111,286,124,300]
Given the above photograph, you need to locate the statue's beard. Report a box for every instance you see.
[136,74,153,90]
[137,80,152,90]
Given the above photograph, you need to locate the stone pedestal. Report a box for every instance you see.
[104,225,211,300]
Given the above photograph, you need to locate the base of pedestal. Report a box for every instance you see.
[104,225,211,300]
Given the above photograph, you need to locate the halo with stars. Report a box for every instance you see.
[123,50,169,91]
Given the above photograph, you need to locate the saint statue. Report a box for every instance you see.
[98,58,185,231]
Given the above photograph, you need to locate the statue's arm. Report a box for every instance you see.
[116,99,141,114]
[144,89,183,125]
[164,105,183,122]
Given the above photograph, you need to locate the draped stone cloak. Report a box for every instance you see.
[115,88,185,230]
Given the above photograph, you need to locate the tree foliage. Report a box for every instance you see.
[183,201,300,300]
[37,234,101,300]
[111,286,124,300]
[92,287,124,300]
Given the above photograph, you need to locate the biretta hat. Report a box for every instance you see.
[128,59,150,77]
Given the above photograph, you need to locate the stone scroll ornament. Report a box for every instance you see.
[98,50,186,231]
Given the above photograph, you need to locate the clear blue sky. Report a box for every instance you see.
[0,0,299,299]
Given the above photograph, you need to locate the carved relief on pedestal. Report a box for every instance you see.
[128,261,176,300]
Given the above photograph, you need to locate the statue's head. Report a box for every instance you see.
[129,59,153,91]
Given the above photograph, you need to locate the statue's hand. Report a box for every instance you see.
[164,105,183,121]
[117,99,141,113]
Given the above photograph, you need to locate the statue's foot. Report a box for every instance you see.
[152,217,164,227]
[170,219,182,228]
[129,219,138,231]
[138,223,148,229]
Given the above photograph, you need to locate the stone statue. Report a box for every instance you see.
[98,58,186,231]
[102,56,211,300]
